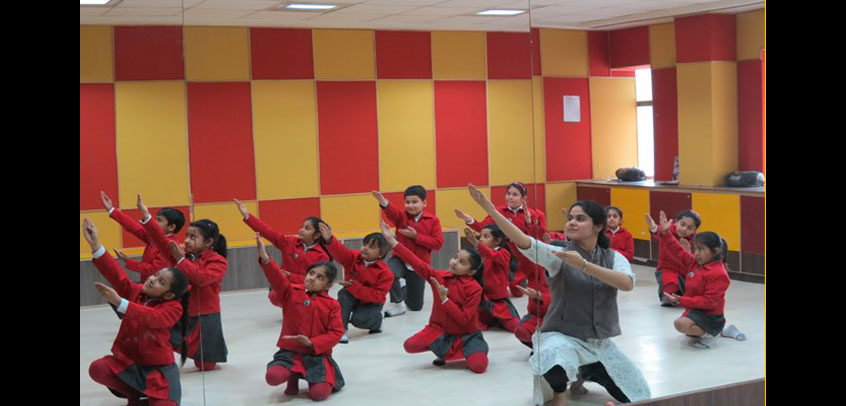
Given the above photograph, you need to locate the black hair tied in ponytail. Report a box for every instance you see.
[191,219,228,258]
[166,267,191,367]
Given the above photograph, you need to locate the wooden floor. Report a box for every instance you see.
[80,263,765,406]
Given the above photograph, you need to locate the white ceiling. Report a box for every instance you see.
[80,0,764,32]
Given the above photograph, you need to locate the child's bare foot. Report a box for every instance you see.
[569,375,588,395]
[605,402,616,406]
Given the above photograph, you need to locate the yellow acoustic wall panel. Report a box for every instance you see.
[184,26,250,81]
[80,211,124,256]
[609,188,650,241]
[115,81,191,208]
[487,79,535,186]
[539,29,588,77]
[80,25,114,83]
[436,187,490,231]
[649,23,676,69]
[710,62,739,186]
[589,77,638,179]
[737,9,765,61]
[313,29,376,80]
[251,80,320,200]
[377,80,436,192]
[691,193,740,251]
[431,31,487,80]
[320,194,381,234]
[532,76,546,184]
[545,182,578,232]
[194,201,258,245]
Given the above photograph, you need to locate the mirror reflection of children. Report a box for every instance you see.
[256,234,345,400]
[646,210,700,306]
[656,211,731,349]
[84,218,191,406]
[382,220,490,373]
[319,222,394,344]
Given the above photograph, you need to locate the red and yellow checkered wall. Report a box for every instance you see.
[80,13,763,254]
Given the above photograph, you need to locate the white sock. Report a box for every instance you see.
[721,324,746,341]
[399,278,407,288]
[385,301,407,317]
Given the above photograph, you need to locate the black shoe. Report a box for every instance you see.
[432,358,445,366]
[369,329,382,334]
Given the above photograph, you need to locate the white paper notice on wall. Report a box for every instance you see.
[563,95,581,122]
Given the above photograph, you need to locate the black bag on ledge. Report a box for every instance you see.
[725,171,765,187]
[615,167,647,182]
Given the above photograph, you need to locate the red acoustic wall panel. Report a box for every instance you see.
[576,186,611,207]
[434,81,489,188]
[649,191,691,224]
[120,206,191,248]
[588,31,610,77]
[609,26,650,68]
[80,84,119,211]
[317,81,380,195]
[491,183,546,215]
[740,196,765,254]
[487,32,532,79]
[375,31,432,79]
[651,67,678,181]
[258,198,322,236]
[381,190,438,223]
[114,26,184,81]
[675,14,737,63]
[543,77,592,181]
[738,59,764,172]
[187,82,256,203]
[250,28,314,80]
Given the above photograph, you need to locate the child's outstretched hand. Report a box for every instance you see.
[463,227,479,247]
[398,226,418,240]
[379,220,398,246]
[281,334,314,349]
[430,277,449,302]
[82,218,102,252]
[169,241,186,262]
[234,199,250,221]
[516,285,542,301]
[371,191,388,206]
[100,191,114,212]
[679,238,692,253]
[113,249,129,263]
[658,210,671,234]
[645,214,658,234]
[137,194,150,219]
[454,208,474,224]
[318,222,333,242]
[256,233,270,263]
[542,232,553,244]
[94,282,121,305]
[663,292,681,305]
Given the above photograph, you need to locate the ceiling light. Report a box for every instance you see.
[284,4,338,10]
[80,0,113,5]
[476,9,525,16]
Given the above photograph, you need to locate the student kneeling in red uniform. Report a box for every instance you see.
[84,218,190,406]
[463,224,520,332]
[655,211,731,349]
[256,234,345,401]
[381,220,490,373]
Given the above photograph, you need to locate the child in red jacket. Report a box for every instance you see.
[646,209,700,306]
[83,218,190,406]
[100,191,185,283]
[464,224,520,332]
[381,220,490,373]
[234,199,332,307]
[656,211,731,349]
[606,206,634,261]
[455,181,546,298]
[138,195,229,371]
[256,234,345,401]
[372,186,444,317]
[318,222,394,344]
